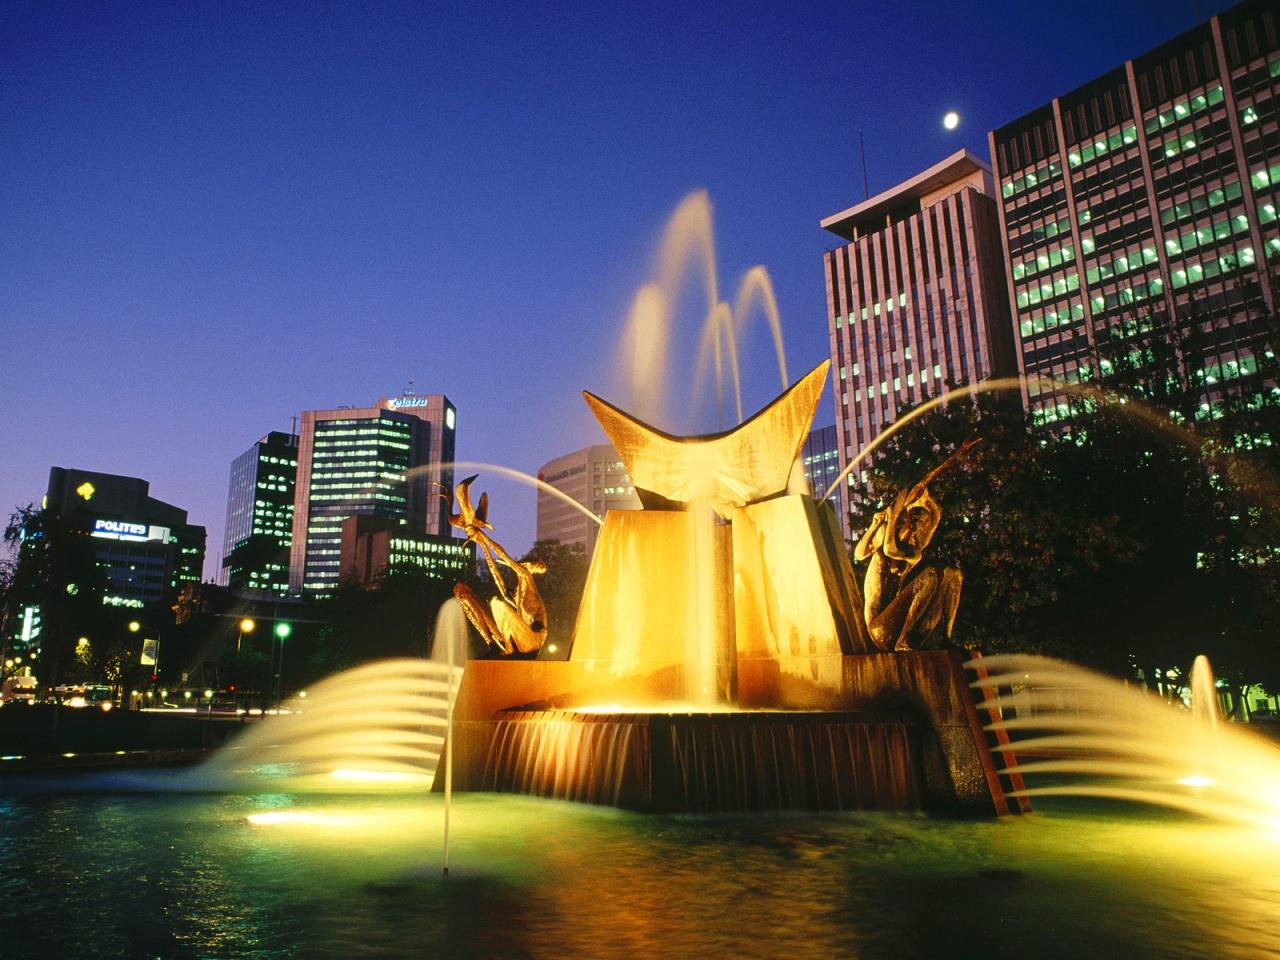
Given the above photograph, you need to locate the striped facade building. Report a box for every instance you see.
[990,0,1280,424]
[820,150,1017,491]
[289,394,456,595]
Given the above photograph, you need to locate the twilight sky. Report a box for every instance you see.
[1,0,1220,577]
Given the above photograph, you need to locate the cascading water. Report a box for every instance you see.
[972,653,1280,833]
[195,604,466,792]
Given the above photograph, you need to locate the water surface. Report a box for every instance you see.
[2,786,1278,959]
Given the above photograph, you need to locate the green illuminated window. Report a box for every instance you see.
[1251,161,1280,191]
[1144,85,1223,134]
[1068,124,1138,168]
[1002,161,1061,199]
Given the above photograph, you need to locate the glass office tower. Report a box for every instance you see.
[221,431,299,595]
[990,0,1279,425]
[290,394,456,596]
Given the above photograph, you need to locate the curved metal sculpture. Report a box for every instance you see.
[853,440,978,651]
[446,475,548,655]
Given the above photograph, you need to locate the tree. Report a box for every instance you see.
[301,566,458,681]
[2,503,109,691]
[520,539,590,646]
[843,342,1280,700]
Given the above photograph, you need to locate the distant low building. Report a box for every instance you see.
[536,444,639,553]
[338,515,472,586]
[45,466,206,608]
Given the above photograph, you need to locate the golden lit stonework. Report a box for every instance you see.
[583,361,829,516]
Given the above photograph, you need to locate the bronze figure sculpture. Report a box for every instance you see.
[446,475,548,655]
[853,439,979,651]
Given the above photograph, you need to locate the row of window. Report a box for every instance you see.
[1085,244,1161,285]
[1160,179,1243,228]
[1144,84,1224,135]
[1195,352,1259,386]
[314,438,411,451]
[1068,123,1138,169]
[1016,272,1081,309]
[1018,301,1086,339]
[847,365,946,404]
[834,292,909,328]
[1001,160,1062,199]
[1011,243,1075,281]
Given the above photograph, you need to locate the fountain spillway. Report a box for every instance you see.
[444,362,1018,814]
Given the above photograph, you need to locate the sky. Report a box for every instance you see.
[0,0,1224,577]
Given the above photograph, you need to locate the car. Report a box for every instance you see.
[1,676,38,705]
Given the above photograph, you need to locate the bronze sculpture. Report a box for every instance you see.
[853,440,979,651]
[446,475,549,655]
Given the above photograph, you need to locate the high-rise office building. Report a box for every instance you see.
[221,431,298,595]
[536,444,639,553]
[289,393,456,595]
[820,149,1017,488]
[990,0,1279,424]
[44,467,206,607]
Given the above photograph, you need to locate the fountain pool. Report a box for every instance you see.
[2,789,1279,959]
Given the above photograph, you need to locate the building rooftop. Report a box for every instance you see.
[820,149,991,241]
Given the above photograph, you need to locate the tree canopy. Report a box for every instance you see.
[846,345,1280,701]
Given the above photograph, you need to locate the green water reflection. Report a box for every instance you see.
[2,790,1279,959]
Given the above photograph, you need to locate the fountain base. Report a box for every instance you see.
[465,709,925,813]
[445,649,1020,815]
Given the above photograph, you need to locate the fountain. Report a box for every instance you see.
[974,653,1280,834]
[438,359,1017,814]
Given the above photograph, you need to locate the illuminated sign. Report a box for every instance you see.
[91,519,170,543]
[94,519,147,538]
[388,397,428,410]
[140,638,158,666]
[446,407,455,429]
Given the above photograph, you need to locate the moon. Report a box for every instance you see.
[943,111,960,131]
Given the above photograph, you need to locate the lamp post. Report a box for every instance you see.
[273,621,291,701]
[237,617,256,651]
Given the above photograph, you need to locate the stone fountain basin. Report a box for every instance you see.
[457,708,929,813]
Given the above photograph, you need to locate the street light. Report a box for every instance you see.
[128,621,141,633]
[237,617,256,651]
[273,622,291,700]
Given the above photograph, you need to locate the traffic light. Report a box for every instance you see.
[275,622,292,639]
